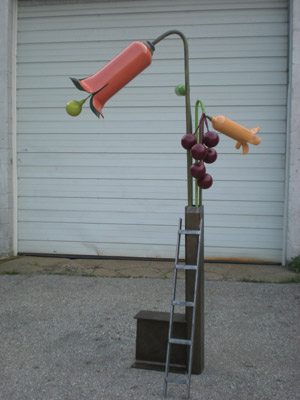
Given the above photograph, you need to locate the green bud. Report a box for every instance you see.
[66,100,83,117]
[175,84,186,96]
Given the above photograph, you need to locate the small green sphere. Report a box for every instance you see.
[175,84,186,96]
[66,100,82,117]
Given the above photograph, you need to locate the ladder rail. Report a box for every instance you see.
[173,218,183,300]
[163,218,203,399]
[163,218,182,396]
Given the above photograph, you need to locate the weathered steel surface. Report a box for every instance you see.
[132,310,187,373]
[185,206,204,374]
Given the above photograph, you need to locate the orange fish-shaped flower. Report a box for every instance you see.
[209,115,261,154]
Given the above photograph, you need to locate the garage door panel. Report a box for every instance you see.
[16,73,288,90]
[18,57,288,77]
[18,240,176,258]
[16,106,286,129]
[18,197,284,217]
[18,222,283,254]
[17,85,288,108]
[17,22,288,44]
[18,0,287,16]
[17,165,285,182]
[18,239,282,262]
[18,8,288,33]
[19,178,284,202]
[17,0,288,262]
[19,209,283,231]
[18,36,288,62]
[16,106,287,122]
[17,152,284,169]
[17,132,286,155]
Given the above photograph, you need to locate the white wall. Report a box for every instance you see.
[285,0,300,262]
[0,0,299,262]
[16,0,289,262]
[0,0,16,258]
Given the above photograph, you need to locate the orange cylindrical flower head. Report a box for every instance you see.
[70,41,154,118]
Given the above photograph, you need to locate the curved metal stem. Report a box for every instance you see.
[151,30,193,206]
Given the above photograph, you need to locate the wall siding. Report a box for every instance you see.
[17,0,288,261]
[0,0,16,258]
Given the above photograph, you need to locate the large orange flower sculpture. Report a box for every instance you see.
[69,41,154,118]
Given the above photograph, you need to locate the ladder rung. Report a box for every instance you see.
[172,300,195,307]
[169,338,192,346]
[165,377,188,385]
[179,229,201,235]
[175,264,197,271]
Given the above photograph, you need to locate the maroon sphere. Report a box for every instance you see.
[204,148,217,164]
[203,130,219,148]
[181,134,197,150]
[191,143,207,160]
[198,173,213,189]
[190,162,206,179]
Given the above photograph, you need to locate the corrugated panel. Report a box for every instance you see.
[16,0,288,262]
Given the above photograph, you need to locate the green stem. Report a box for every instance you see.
[80,93,93,105]
[153,31,194,206]
[194,99,206,207]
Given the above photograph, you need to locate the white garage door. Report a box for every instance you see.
[17,0,288,262]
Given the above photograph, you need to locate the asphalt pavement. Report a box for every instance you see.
[0,265,299,399]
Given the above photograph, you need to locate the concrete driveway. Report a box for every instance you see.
[0,273,299,399]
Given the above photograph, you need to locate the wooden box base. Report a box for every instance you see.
[132,310,187,373]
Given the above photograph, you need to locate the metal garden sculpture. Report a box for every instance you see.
[66,31,261,205]
[66,30,261,397]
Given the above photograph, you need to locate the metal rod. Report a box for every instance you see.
[151,30,193,206]
[163,218,183,397]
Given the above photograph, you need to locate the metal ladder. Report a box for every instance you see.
[163,217,203,399]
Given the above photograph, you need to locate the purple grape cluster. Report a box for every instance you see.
[181,115,219,189]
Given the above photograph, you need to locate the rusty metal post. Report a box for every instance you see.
[185,205,204,374]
